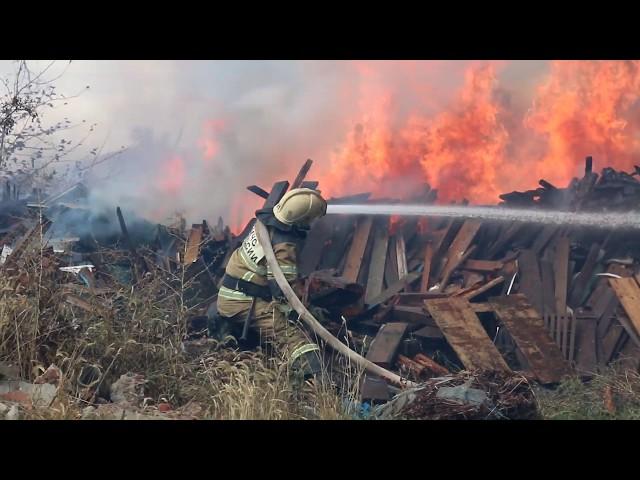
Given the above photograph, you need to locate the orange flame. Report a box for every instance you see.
[186,61,640,236]
[316,61,640,204]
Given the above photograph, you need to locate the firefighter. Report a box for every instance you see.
[211,188,327,382]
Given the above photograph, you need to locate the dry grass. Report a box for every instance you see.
[535,366,640,420]
[0,245,359,420]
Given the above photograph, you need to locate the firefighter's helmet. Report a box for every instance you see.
[273,188,327,226]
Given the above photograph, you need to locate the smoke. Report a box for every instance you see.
[19,60,637,234]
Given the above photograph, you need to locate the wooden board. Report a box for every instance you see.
[608,277,640,346]
[489,294,573,383]
[365,322,409,368]
[291,159,313,189]
[298,216,333,276]
[461,259,503,272]
[395,233,408,280]
[568,242,601,308]
[517,249,544,315]
[424,297,511,372]
[554,236,570,314]
[420,242,434,292]
[539,259,556,316]
[319,216,354,270]
[573,314,599,374]
[342,217,373,283]
[364,220,389,304]
[384,236,400,287]
[183,225,204,265]
[435,220,482,287]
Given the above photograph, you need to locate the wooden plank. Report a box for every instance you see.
[246,185,269,199]
[461,259,503,272]
[420,242,433,293]
[364,220,390,304]
[300,180,319,190]
[342,217,373,283]
[320,216,355,270]
[365,323,409,368]
[487,222,525,259]
[291,159,313,189]
[573,314,599,374]
[489,294,573,384]
[539,259,556,316]
[395,233,408,280]
[554,236,570,314]
[360,375,390,403]
[384,236,399,287]
[439,245,477,292]
[518,249,544,315]
[460,276,505,300]
[298,216,333,277]
[424,297,511,372]
[568,242,601,308]
[600,321,627,366]
[608,277,640,346]
[365,272,421,308]
[183,224,204,265]
[435,220,482,288]
[262,180,290,209]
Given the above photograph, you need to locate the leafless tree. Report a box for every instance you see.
[0,60,124,197]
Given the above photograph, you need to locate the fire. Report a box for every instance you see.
[525,60,640,182]
[184,61,640,235]
[316,61,640,205]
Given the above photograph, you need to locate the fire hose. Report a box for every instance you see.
[255,220,417,388]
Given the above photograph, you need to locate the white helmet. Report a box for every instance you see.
[273,188,327,226]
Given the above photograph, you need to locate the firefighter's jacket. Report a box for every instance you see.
[217,220,302,317]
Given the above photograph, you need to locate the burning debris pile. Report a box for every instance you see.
[294,156,640,416]
[1,156,640,420]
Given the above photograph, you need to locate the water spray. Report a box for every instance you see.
[326,203,640,230]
